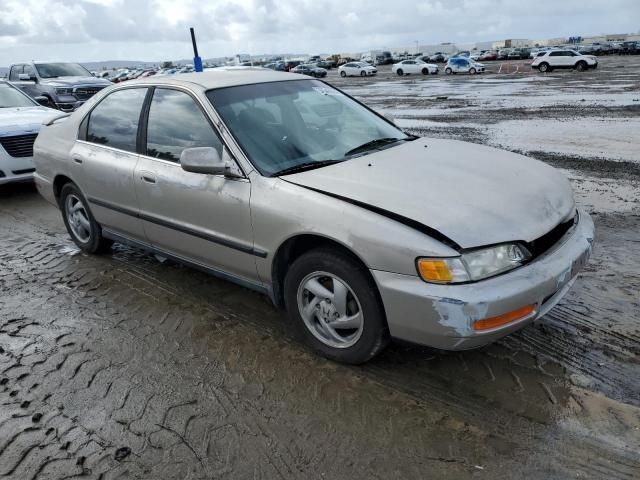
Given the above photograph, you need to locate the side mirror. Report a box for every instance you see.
[180,147,242,177]
[18,73,37,82]
[34,96,49,106]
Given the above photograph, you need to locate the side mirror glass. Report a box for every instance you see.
[180,147,241,177]
[34,96,49,106]
[18,73,36,82]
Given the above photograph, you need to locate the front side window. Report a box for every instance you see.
[35,63,91,79]
[86,88,147,152]
[146,88,223,162]
[207,80,409,176]
[23,65,35,77]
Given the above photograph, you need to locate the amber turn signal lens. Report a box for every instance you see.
[473,304,535,331]
[417,259,453,283]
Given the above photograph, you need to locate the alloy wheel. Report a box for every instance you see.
[65,194,92,243]
[297,271,364,349]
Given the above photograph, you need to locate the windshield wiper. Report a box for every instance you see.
[272,159,343,177]
[344,137,405,157]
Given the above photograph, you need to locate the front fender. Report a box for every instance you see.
[250,174,457,284]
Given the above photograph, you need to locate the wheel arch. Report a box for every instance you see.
[53,174,76,204]
[270,233,377,309]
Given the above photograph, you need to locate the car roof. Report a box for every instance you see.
[127,67,305,90]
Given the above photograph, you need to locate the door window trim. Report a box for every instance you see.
[138,86,229,166]
[76,85,150,155]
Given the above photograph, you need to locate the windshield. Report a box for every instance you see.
[207,80,408,176]
[0,83,36,108]
[35,63,91,78]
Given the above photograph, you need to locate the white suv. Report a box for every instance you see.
[531,49,597,73]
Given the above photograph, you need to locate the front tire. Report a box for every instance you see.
[421,68,429,75]
[575,61,587,71]
[469,67,476,74]
[284,248,389,364]
[60,183,112,254]
[538,62,551,73]
[445,67,452,74]
[360,70,366,77]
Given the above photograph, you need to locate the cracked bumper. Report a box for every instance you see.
[372,208,595,350]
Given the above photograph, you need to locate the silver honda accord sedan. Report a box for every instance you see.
[33,68,594,364]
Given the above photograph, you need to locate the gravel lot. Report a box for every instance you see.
[1,56,639,479]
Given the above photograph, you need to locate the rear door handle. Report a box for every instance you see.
[72,157,83,164]
[141,173,156,184]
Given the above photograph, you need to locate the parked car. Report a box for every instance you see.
[8,62,111,112]
[497,49,511,60]
[32,70,594,364]
[109,71,130,83]
[338,62,377,77]
[479,51,498,61]
[531,49,598,72]
[291,64,328,78]
[0,81,59,185]
[392,59,438,75]
[425,52,445,63]
[620,42,639,55]
[444,58,486,74]
[284,61,302,71]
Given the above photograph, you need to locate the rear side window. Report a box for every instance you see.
[86,88,147,152]
[145,88,223,162]
[9,65,22,81]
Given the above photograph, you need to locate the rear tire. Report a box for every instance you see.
[284,248,390,364]
[396,69,403,76]
[340,70,346,77]
[60,183,112,254]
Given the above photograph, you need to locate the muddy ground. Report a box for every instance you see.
[1,56,639,479]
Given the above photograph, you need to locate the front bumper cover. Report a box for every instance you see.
[373,208,595,350]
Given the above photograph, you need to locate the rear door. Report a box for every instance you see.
[134,86,258,282]
[72,87,148,240]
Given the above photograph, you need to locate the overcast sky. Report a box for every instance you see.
[1,0,639,65]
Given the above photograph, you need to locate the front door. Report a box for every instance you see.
[134,87,258,283]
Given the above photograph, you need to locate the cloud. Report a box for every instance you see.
[0,0,639,65]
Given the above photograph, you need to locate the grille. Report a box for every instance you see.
[0,133,38,158]
[527,214,577,258]
[73,86,105,100]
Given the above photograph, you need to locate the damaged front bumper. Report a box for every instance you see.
[372,208,595,350]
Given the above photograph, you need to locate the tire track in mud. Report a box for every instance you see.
[1,195,639,478]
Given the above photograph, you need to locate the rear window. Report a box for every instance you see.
[86,88,147,153]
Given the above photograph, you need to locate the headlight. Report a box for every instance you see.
[55,87,73,95]
[417,243,531,284]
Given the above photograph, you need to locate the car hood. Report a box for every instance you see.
[40,76,111,87]
[283,137,575,249]
[0,106,59,136]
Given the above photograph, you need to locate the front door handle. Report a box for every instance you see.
[141,172,156,184]
[72,156,83,164]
